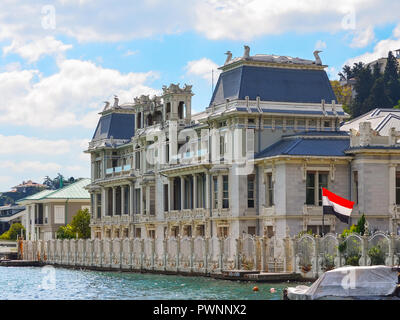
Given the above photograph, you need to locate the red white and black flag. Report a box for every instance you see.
[322,188,354,224]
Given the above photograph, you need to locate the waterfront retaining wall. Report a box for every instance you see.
[21,232,400,279]
[21,235,287,275]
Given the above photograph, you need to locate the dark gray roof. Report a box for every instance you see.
[256,135,350,158]
[92,112,135,141]
[210,65,337,106]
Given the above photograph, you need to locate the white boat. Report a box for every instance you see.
[283,265,400,300]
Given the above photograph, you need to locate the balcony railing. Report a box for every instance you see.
[165,208,208,221]
[303,205,323,216]
[105,165,131,177]
[261,206,275,217]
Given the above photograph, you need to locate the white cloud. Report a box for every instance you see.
[350,26,375,48]
[315,40,327,51]
[0,1,400,46]
[0,135,89,155]
[123,50,139,57]
[0,59,159,128]
[185,58,220,84]
[344,23,400,66]
[0,161,62,173]
[3,36,72,63]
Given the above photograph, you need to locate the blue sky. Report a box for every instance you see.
[0,0,400,191]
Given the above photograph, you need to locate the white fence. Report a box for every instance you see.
[21,235,287,274]
[22,232,399,277]
[294,232,400,279]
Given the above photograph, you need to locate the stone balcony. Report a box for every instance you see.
[303,205,323,216]
[165,208,209,221]
[105,165,132,178]
[212,208,230,219]
[261,206,276,217]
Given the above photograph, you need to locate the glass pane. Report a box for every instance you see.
[319,173,328,187]
[306,188,315,205]
[397,188,400,205]
[306,173,315,187]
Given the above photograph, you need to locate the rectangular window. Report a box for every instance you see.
[54,206,65,224]
[222,175,229,209]
[213,176,218,209]
[124,187,129,214]
[219,134,225,160]
[135,189,141,214]
[164,184,169,212]
[306,172,315,205]
[266,173,274,207]
[353,171,359,204]
[247,226,256,236]
[96,193,102,218]
[196,225,205,237]
[148,229,155,239]
[247,174,255,208]
[265,226,274,238]
[44,205,48,224]
[318,173,328,206]
[135,151,140,170]
[306,171,328,206]
[218,226,229,238]
[396,172,400,205]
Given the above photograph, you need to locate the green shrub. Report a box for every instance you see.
[56,208,91,239]
[368,244,386,265]
[0,223,25,240]
[56,224,76,239]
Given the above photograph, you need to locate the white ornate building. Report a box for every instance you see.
[86,46,400,242]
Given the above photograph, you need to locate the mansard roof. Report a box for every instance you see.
[209,65,337,107]
[92,112,135,141]
[255,132,349,158]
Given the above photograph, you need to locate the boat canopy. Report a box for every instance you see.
[288,266,399,300]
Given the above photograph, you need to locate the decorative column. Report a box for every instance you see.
[140,186,144,215]
[102,187,107,217]
[193,174,197,209]
[112,186,116,216]
[217,174,223,210]
[168,178,174,211]
[146,186,150,216]
[129,182,134,216]
[205,174,210,210]
[121,185,126,215]
[180,176,185,210]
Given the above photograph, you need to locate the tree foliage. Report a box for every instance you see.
[339,51,400,118]
[43,174,75,190]
[0,223,25,240]
[56,208,91,239]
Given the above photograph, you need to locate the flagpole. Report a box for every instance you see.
[321,187,324,237]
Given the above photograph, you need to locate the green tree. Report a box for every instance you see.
[383,51,400,107]
[56,209,91,239]
[0,223,25,240]
[351,64,374,117]
[56,224,76,239]
[70,208,91,239]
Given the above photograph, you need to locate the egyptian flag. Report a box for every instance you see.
[322,188,354,224]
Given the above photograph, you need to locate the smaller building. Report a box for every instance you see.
[0,205,26,235]
[365,49,400,74]
[18,178,91,240]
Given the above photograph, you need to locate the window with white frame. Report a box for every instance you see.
[266,173,274,207]
[247,174,255,208]
[306,171,328,206]
[54,206,65,224]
